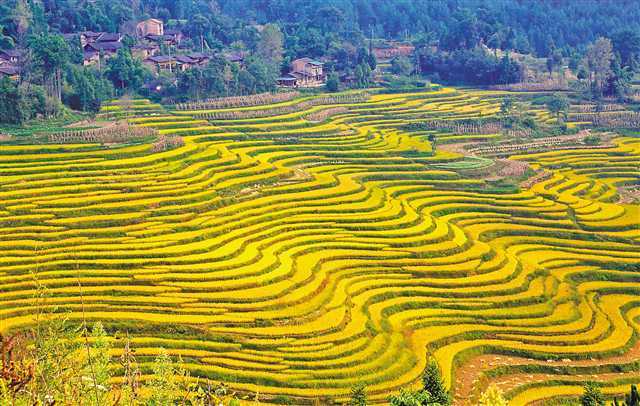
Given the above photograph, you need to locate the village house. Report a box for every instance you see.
[277,57,325,88]
[83,41,123,65]
[137,19,164,38]
[132,43,160,60]
[144,53,204,74]
[144,55,178,74]
[79,31,104,47]
[175,55,198,71]
[222,51,246,67]
[83,51,100,66]
[96,33,124,43]
[187,52,211,66]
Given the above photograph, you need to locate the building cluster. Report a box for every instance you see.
[0,18,329,88]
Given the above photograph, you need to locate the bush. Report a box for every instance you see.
[584,134,601,145]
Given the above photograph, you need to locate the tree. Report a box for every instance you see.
[0,76,48,124]
[500,97,514,117]
[104,48,147,92]
[391,56,414,76]
[611,30,640,70]
[479,385,507,406]
[607,57,634,99]
[189,14,210,52]
[64,65,113,112]
[350,383,367,406]
[546,49,563,77]
[624,385,640,406]
[584,37,614,98]
[326,71,340,92]
[257,23,284,66]
[581,382,605,406]
[28,33,71,102]
[12,0,32,42]
[389,388,433,406]
[546,93,569,122]
[245,56,277,93]
[422,358,450,405]
[355,62,372,88]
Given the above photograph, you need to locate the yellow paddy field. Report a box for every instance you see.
[0,87,638,405]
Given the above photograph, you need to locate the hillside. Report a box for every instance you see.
[0,86,638,405]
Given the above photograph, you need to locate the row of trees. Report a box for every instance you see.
[415,46,522,85]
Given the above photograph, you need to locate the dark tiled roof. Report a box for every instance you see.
[175,55,196,64]
[188,52,210,60]
[97,33,122,42]
[146,34,178,42]
[86,41,123,52]
[146,55,175,63]
[133,44,157,50]
[82,31,104,38]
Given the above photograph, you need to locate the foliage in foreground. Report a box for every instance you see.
[0,317,242,406]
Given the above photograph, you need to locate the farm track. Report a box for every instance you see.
[0,90,638,405]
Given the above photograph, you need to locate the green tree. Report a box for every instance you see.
[607,57,634,99]
[624,385,640,406]
[104,48,147,92]
[64,65,113,112]
[245,56,277,93]
[257,23,284,66]
[584,37,614,98]
[355,62,372,88]
[391,56,414,76]
[611,30,640,70]
[350,383,368,406]
[28,32,71,101]
[500,97,515,117]
[581,382,605,406]
[546,49,564,77]
[189,13,210,52]
[326,71,340,92]
[546,93,569,122]
[422,358,450,405]
[389,388,433,406]
[0,76,48,124]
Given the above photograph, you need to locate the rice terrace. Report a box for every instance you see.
[1,1,640,405]
[1,85,639,404]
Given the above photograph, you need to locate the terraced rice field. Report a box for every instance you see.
[0,87,639,405]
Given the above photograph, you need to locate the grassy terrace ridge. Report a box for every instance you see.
[0,86,639,405]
